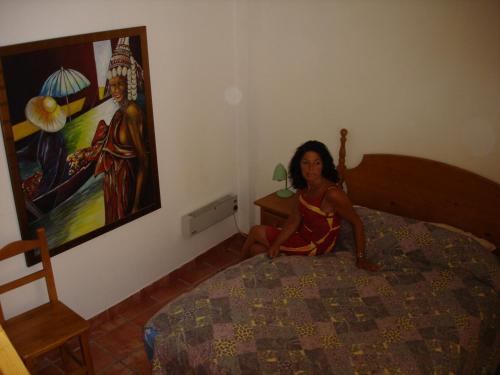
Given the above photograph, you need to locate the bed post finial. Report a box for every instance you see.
[338,128,348,185]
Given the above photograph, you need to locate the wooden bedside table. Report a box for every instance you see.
[254,192,296,227]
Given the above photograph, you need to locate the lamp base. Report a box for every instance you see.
[276,189,294,198]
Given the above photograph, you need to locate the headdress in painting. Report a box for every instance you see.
[106,37,143,101]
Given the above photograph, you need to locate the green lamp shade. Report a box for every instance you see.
[272,163,287,181]
[273,163,294,198]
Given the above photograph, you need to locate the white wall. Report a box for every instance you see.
[1,0,499,320]
[0,0,247,319]
[247,0,500,204]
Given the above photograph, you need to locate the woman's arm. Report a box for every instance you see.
[324,189,380,271]
[268,194,302,258]
[126,103,148,213]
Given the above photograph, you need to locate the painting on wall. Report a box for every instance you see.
[0,27,161,266]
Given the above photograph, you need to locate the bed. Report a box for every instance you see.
[144,129,500,374]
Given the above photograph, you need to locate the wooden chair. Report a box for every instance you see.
[0,228,94,374]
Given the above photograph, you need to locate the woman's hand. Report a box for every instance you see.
[356,258,380,272]
[268,244,280,258]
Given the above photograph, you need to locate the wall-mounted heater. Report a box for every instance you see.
[182,194,238,237]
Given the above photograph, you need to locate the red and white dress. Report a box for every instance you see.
[266,186,342,256]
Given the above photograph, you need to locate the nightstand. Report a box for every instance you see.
[254,192,295,227]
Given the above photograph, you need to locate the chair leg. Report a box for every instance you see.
[79,331,94,375]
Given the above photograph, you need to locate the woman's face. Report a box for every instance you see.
[109,76,127,103]
[300,151,323,183]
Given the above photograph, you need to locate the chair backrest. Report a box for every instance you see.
[0,228,58,323]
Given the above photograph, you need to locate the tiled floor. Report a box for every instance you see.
[34,233,247,375]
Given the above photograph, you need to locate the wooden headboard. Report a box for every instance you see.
[337,129,500,249]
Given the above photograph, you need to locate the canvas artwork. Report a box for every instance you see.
[0,27,161,266]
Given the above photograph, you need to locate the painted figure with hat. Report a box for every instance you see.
[91,37,148,224]
[24,95,69,196]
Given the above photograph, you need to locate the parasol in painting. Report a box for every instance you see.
[39,67,91,120]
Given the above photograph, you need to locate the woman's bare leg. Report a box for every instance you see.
[242,225,271,257]
[249,243,268,256]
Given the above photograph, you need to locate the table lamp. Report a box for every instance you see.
[273,163,294,198]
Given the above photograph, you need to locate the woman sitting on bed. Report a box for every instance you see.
[242,140,379,272]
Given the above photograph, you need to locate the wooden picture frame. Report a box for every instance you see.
[0,26,161,266]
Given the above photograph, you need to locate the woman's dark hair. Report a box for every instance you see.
[289,140,339,189]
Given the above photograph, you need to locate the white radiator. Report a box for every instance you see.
[182,194,238,237]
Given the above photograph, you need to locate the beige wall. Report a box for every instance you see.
[0,0,499,319]
[0,0,243,319]
[246,0,500,206]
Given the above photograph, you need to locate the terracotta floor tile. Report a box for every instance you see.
[121,347,152,374]
[201,250,241,270]
[141,277,169,296]
[90,314,128,340]
[97,361,136,375]
[132,301,165,326]
[147,278,190,304]
[38,338,82,369]
[170,260,195,280]
[227,233,246,251]
[87,234,249,374]
[115,294,159,321]
[175,261,218,286]
[196,243,222,261]
[55,352,81,373]
[90,310,110,330]
[93,321,145,361]
[87,341,118,372]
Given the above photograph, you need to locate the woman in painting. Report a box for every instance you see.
[91,37,148,224]
[242,140,379,271]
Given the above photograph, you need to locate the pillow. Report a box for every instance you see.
[349,205,496,252]
[426,222,496,252]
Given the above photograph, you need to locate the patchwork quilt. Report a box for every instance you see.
[145,207,499,374]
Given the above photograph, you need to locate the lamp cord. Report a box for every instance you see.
[233,211,248,238]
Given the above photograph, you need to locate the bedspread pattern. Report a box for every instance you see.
[145,207,500,374]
